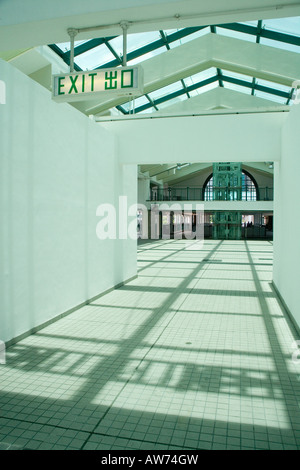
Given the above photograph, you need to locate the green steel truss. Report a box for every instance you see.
[49,20,300,113]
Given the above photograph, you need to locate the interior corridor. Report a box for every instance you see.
[0,239,299,450]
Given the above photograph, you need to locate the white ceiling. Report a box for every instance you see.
[1,0,300,50]
[0,0,294,186]
[71,32,299,116]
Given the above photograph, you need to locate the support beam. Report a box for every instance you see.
[67,28,78,73]
[120,21,129,66]
[2,1,300,50]
[72,33,300,116]
[100,111,286,164]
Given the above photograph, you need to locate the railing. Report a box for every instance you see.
[149,186,273,201]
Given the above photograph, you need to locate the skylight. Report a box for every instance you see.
[262,17,300,37]
[56,40,90,53]
[223,82,252,94]
[215,27,256,43]
[169,27,210,48]
[127,47,166,65]
[254,90,288,104]
[221,70,252,82]
[148,81,183,101]
[185,68,217,86]
[259,37,300,53]
[75,44,116,70]
[49,17,300,115]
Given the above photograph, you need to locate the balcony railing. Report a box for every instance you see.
[149,186,273,202]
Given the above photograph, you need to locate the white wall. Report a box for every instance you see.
[273,104,300,330]
[0,59,137,344]
[243,166,274,189]
[101,111,287,165]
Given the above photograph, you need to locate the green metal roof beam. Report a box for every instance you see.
[96,26,207,69]
[154,75,218,105]
[221,74,291,98]
[65,37,117,60]
[181,79,190,99]
[145,93,159,111]
[256,20,263,44]
[217,22,300,46]
[49,22,300,74]
[48,44,83,71]
[116,104,127,114]
[134,75,218,113]
[103,38,123,64]
[217,68,224,87]
[48,43,65,60]
[286,87,296,105]
[251,77,256,96]
[259,26,300,46]
[117,93,158,115]
[159,30,171,50]
[127,73,291,114]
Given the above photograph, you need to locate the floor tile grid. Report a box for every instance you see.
[87,241,298,450]
[0,240,300,449]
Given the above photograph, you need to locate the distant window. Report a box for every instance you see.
[204,176,214,201]
[241,172,257,201]
[204,171,257,201]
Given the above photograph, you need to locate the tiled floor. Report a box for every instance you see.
[1,239,300,450]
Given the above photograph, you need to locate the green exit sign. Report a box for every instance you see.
[52,65,143,102]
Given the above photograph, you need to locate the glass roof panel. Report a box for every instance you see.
[239,21,259,27]
[259,37,300,53]
[168,27,210,48]
[127,46,166,65]
[122,98,149,113]
[255,79,291,93]
[168,39,183,49]
[56,40,90,52]
[117,96,150,113]
[191,81,219,96]
[107,36,124,55]
[164,28,185,35]
[108,32,163,65]
[222,70,253,82]
[75,44,116,69]
[139,107,156,114]
[184,67,217,87]
[215,26,256,43]
[148,81,183,100]
[132,95,150,107]
[189,89,201,98]
[120,102,132,112]
[262,17,300,36]
[50,17,300,114]
[254,90,288,104]
[126,31,162,52]
[156,95,187,109]
[223,82,252,94]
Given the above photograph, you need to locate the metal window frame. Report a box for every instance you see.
[49,20,299,113]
